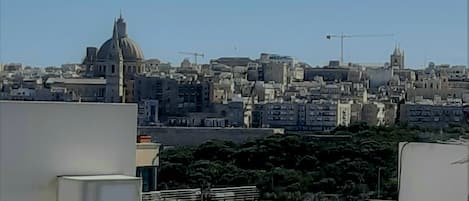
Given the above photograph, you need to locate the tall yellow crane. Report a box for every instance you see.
[326,33,395,65]
[179,51,205,65]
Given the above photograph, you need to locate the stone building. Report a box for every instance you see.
[399,103,465,128]
[253,100,351,131]
[82,14,144,102]
[262,62,288,85]
[134,76,179,116]
[390,45,405,69]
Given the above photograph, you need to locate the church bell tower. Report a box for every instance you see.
[390,45,405,69]
[105,19,124,103]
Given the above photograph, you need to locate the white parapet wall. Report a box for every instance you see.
[58,175,142,201]
[398,142,469,201]
[0,101,137,201]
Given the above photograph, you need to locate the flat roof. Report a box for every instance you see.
[60,175,140,181]
[46,78,106,85]
[138,126,284,131]
[0,100,136,106]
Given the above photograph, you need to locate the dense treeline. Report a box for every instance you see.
[157,123,469,201]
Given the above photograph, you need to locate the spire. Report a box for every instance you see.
[112,18,118,40]
[115,12,127,38]
[393,44,401,56]
[119,9,123,20]
[109,19,123,61]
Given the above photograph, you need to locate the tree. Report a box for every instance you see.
[157,124,464,200]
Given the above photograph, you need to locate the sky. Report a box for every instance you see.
[0,0,467,68]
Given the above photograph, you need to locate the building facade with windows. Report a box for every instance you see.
[399,103,465,127]
[254,101,351,131]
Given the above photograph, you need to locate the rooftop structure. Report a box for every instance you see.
[0,101,138,201]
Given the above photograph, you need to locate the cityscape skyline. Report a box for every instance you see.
[2,1,469,200]
[0,0,467,67]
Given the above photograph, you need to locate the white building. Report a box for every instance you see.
[256,100,351,131]
[290,67,305,82]
[259,53,297,68]
[61,63,82,72]
[445,65,467,81]
[0,101,139,201]
[144,58,161,72]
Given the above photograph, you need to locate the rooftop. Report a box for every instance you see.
[60,175,140,181]
[46,78,106,85]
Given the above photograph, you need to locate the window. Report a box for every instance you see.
[111,65,115,73]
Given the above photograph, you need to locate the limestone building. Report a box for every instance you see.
[390,45,405,69]
[82,14,144,102]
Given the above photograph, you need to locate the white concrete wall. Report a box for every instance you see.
[0,101,137,201]
[399,142,468,201]
[58,179,82,201]
[58,177,141,201]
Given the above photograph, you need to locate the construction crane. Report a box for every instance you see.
[326,33,395,65]
[179,51,204,65]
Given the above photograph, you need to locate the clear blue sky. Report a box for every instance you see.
[0,0,467,68]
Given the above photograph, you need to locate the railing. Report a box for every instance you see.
[210,186,260,201]
[142,186,260,201]
[142,188,202,201]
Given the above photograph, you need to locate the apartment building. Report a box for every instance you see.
[399,103,465,127]
[254,100,351,131]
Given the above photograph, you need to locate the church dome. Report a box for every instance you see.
[97,37,144,61]
[96,15,144,61]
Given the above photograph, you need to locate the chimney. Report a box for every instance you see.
[137,135,152,143]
